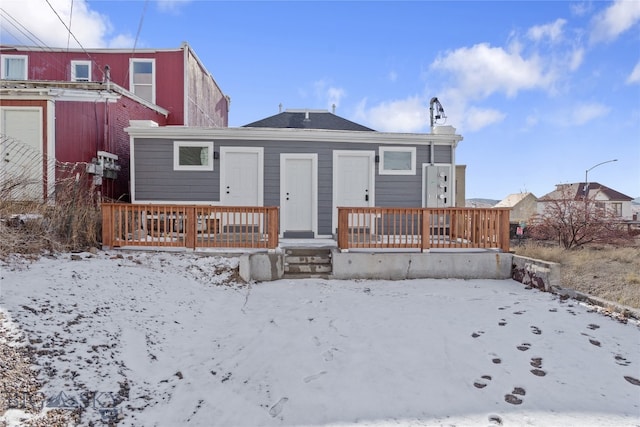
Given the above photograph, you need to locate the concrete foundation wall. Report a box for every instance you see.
[331,250,513,280]
[511,255,561,292]
[239,253,284,282]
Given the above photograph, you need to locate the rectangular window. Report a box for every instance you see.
[130,58,155,103]
[173,141,214,171]
[1,55,28,80]
[379,146,416,175]
[611,202,622,217]
[71,60,91,82]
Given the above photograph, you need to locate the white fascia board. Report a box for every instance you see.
[0,87,120,102]
[125,126,463,145]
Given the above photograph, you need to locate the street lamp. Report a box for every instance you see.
[584,159,618,197]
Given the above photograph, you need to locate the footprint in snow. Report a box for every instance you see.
[473,375,492,389]
[471,331,484,338]
[615,354,631,366]
[624,376,640,386]
[303,371,327,383]
[488,414,503,425]
[530,326,542,335]
[322,348,337,362]
[517,343,531,351]
[504,387,526,405]
[269,397,288,417]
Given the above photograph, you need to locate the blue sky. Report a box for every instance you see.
[1,0,639,200]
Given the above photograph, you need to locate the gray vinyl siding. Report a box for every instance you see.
[133,137,454,235]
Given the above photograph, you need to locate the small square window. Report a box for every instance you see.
[379,146,416,175]
[71,60,91,82]
[173,141,214,171]
[1,55,28,80]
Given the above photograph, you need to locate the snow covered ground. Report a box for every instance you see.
[1,250,639,426]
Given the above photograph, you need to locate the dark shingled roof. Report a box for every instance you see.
[539,182,633,201]
[243,110,375,131]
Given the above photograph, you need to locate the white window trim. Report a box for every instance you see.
[71,60,92,82]
[378,146,416,175]
[129,58,156,104]
[173,141,214,171]
[1,54,28,80]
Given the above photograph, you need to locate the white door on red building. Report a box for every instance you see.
[0,107,43,200]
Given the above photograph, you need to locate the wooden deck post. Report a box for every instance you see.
[499,208,511,252]
[337,208,349,250]
[101,203,113,248]
[421,209,430,252]
[267,207,279,249]
[185,206,196,249]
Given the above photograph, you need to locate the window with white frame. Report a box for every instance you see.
[130,58,155,103]
[378,146,416,175]
[71,60,91,82]
[173,141,214,171]
[1,55,28,80]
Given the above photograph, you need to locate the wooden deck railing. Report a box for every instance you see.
[101,203,279,249]
[337,207,510,252]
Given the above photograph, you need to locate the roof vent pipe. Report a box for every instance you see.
[279,103,283,113]
[304,110,310,122]
[332,104,336,114]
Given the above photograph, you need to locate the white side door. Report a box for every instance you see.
[1,107,43,201]
[333,150,375,232]
[281,153,317,236]
[220,147,263,206]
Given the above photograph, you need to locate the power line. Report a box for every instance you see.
[66,0,74,51]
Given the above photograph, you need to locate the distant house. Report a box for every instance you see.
[126,109,465,238]
[494,192,537,224]
[537,183,634,220]
[0,42,229,200]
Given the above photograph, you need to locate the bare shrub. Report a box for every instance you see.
[0,163,101,256]
[529,185,632,249]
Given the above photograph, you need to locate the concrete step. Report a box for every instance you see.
[283,248,332,279]
[285,255,331,265]
[285,264,332,274]
[282,272,331,280]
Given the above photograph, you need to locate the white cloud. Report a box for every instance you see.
[590,0,640,43]
[627,62,640,85]
[0,0,133,48]
[388,70,398,82]
[568,47,585,71]
[430,43,552,100]
[527,19,567,43]
[354,96,427,133]
[313,80,346,110]
[465,107,506,132]
[561,103,611,126]
[156,0,192,13]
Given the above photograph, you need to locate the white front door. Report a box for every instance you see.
[281,154,317,236]
[220,147,263,206]
[333,150,375,232]
[1,107,44,200]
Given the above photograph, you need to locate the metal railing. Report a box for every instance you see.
[101,203,279,249]
[337,207,510,252]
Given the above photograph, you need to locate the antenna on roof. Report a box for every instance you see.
[429,97,446,128]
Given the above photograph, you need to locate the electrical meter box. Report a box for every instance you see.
[425,165,452,208]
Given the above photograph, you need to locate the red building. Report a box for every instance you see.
[0,42,229,200]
